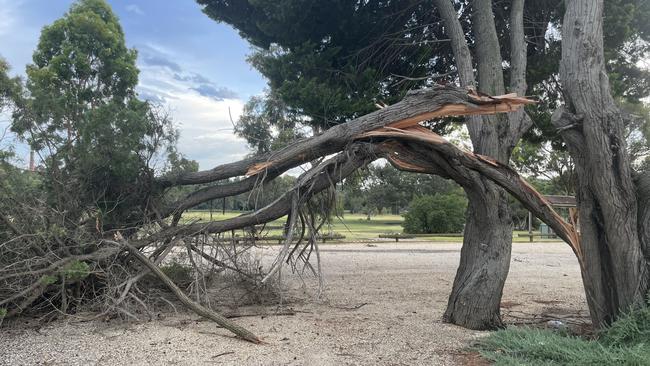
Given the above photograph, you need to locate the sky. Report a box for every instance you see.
[0,0,267,169]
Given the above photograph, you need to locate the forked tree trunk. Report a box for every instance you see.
[553,0,648,326]
[435,0,528,329]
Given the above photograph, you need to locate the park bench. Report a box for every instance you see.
[231,233,346,244]
[516,233,558,241]
[379,233,416,242]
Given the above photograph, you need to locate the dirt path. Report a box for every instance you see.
[0,242,587,366]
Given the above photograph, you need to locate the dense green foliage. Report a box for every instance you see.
[0,58,20,112]
[0,57,21,163]
[0,0,187,319]
[403,193,467,234]
[10,0,176,229]
[477,303,650,365]
[199,0,446,129]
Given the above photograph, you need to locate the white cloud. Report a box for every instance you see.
[125,4,144,16]
[171,94,249,169]
[137,60,250,170]
[0,0,22,37]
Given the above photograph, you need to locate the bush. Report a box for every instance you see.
[159,261,194,288]
[402,194,467,234]
[476,304,650,365]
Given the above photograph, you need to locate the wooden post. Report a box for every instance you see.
[528,211,533,242]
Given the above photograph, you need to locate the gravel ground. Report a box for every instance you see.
[0,241,587,366]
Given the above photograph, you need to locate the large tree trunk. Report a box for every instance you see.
[435,0,528,329]
[553,0,648,327]
[443,178,512,329]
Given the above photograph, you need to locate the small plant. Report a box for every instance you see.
[42,275,57,285]
[60,260,90,282]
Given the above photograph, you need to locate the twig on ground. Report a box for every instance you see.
[331,302,370,310]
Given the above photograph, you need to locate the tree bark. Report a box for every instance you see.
[444,180,512,329]
[435,0,526,329]
[553,0,648,327]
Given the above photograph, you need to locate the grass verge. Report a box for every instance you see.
[182,211,558,242]
[475,304,650,365]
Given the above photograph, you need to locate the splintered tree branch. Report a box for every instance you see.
[4,84,560,331]
[157,85,534,189]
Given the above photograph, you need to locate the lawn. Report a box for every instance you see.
[182,210,559,243]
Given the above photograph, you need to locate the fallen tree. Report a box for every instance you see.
[2,85,551,340]
[3,79,640,339]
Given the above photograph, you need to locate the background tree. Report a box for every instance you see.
[235,90,305,153]
[11,0,176,230]
[0,57,21,162]
[403,193,467,234]
[0,57,20,112]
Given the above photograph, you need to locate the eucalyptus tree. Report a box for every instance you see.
[11,0,176,229]
[551,0,650,327]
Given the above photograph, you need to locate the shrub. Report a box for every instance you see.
[159,261,194,288]
[402,194,467,234]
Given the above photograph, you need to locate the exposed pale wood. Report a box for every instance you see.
[357,127,582,256]
[157,86,534,188]
[159,86,533,219]
[386,98,534,129]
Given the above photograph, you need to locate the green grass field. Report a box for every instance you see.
[182,210,558,243]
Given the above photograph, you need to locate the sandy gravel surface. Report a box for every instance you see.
[0,241,587,366]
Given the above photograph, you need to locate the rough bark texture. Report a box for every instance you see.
[635,171,650,260]
[444,180,512,329]
[553,0,648,327]
[159,86,530,217]
[434,0,531,329]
